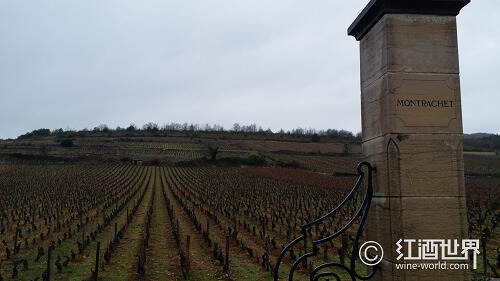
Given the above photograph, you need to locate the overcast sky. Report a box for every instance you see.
[0,1,498,139]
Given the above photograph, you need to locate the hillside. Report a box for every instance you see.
[1,128,499,177]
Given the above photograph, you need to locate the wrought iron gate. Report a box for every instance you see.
[273,162,377,281]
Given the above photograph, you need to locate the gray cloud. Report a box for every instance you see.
[0,0,498,139]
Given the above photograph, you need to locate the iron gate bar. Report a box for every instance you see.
[273,161,377,281]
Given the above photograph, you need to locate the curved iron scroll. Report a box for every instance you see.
[273,162,377,281]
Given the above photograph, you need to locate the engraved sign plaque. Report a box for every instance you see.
[394,79,457,127]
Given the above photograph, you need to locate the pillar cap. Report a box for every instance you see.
[348,0,470,41]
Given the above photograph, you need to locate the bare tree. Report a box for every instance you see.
[207,145,219,161]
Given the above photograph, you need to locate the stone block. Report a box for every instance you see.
[363,134,465,197]
[360,14,459,87]
[366,196,469,281]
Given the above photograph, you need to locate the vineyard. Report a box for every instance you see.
[0,163,371,281]
[265,153,362,175]
[464,154,500,176]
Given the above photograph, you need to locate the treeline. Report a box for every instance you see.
[17,122,361,141]
[464,134,500,152]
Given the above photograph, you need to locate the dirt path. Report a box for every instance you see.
[161,167,228,281]
[99,167,155,281]
[143,167,182,280]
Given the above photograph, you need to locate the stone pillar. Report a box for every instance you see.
[348,1,470,281]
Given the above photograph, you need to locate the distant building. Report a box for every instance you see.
[132,157,143,165]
